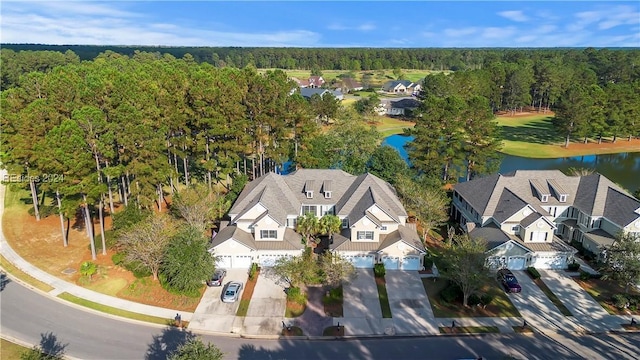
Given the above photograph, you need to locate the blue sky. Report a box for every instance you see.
[2,1,639,47]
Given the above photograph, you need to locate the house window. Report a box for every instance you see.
[260,230,277,239]
[529,231,548,242]
[302,205,317,216]
[286,218,297,228]
[380,226,387,231]
[511,225,520,232]
[341,218,349,229]
[322,205,335,216]
[306,191,313,199]
[559,194,567,203]
[541,195,549,203]
[325,191,332,199]
[356,231,374,240]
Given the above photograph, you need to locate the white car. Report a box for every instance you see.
[222,282,243,303]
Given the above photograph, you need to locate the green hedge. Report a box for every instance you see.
[527,267,541,279]
[286,287,307,305]
[567,261,580,271]
[248,263,259,280]
[373,263,386,278]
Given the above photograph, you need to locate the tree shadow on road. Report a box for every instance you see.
[145,326,195,360]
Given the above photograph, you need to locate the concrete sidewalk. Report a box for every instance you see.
[0,176,193,322]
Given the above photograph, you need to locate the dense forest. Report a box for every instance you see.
[2,47,639,244]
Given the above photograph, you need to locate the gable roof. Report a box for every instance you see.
[603,187,640,227]
[454,174,500,215]
[468,223,514,251]
[491,189,528,224]
[341,77,362,90]
[300,87,330,99]
[390,98,421,109]
[382,80,413,91]
[334,173,406,220]
[378,224,426,253]
[210,225,257,251]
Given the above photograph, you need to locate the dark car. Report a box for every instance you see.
[497,269,522,293]
[207,269,227,287]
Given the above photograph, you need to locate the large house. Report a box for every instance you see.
[452,170,640,270]
[298,87,344,101]
[382,80,421,94]
[210,169,426,270]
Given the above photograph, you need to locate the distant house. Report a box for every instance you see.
[209,169,426,270]
[382,80,421,94]
[335,77,363,93]
[291,77,310,88]
[308,76,325,88]
[452,170,640,270]
[385,98,421,116]
[299,88,343,101]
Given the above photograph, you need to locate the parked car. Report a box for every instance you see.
[207,269,227,287]
[497,269,522,293]
[222,282,243,303]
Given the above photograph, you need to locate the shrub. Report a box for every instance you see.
[111,252,126,266]
[527,267,541,279]
[112,206,151,232]
[249,263,259,281]
[373,263,386,278]
[579,271,591,281]
[480,293,495,307]
[629,295,639,311]
[567,261,580,271]
[29,205,57,218]
[123,260,152,278]
[612,294,629,309]
[440,283,462,304]
[79,261,97,279]
[423,255,434,269]
[468,293,481,306]
[286,287,306,305]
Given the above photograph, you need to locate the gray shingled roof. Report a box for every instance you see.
[210,226,256,251]
[300,88,330,99]
[603,188,640,227]
[469,224,512,250]
[378,225,425,253]
[493,189,529,224]
[255,228,305,251]
[520,212,543,228]
[584,229,616,248]
[454,174,500,215]
[573,174,601,215]
[335,173,406,220]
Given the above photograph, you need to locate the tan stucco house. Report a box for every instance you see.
[210,169,425,270]
[452,170,640,270]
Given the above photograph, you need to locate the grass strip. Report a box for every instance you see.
[0,255,54,292]
[236,299,250,317]
[1,338,31,360]
[532,278,573,316]
[375,276,392,318]
[439,326,500,334]
[57,292,174,326]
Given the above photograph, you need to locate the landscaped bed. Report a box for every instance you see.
[375,275,392,318]
[574,277,640,316]
[422,278,520,318]
[322,325,345,336]
[285,287,307,318]
[322,285,343,317]
[236,268,259,317]
[281,326,304,336]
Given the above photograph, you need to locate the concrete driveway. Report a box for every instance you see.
[510,270,583,333]
[385,271,437,334]
[539,270,622,332]
[188,268,248,333]
[241,268,287,335]
[340,269,385,335]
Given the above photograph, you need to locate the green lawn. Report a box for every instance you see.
[371,116,415,137]
[422,278,521,318]
[497,114,640,158]
[236,299,250,317]
[375,276,392,318]
[1,338,30,360]
[0,255,54,293]
[57,292,175,326]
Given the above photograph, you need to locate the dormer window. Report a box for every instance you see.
[322,180,332,199]
[306,191,313,199]
[541,195,548,203]
[325,191,332,199]
[305,180,315,199]
[559,194,567,203]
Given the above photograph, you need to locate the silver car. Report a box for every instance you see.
[222,282,243,303]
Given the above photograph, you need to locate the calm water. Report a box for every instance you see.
[382,134,640,193]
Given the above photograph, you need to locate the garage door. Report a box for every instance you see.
[381,256,399,270]
[534,255,567,269]
[507,256,526,270]
[217,255,232,269]
[400,256,421,270]
[346,255,375,268]
[259,254,289,267]
[233,255,253,268]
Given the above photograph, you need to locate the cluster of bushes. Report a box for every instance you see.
[111,253,152,278]
[323,286,343,306]
[567,261,581,272]
[527,267,541,279]
[286,287,307,305]
[423,254,434,269]
[570,240,598,262]
[373,263,386,278]
[612,294,640,311]
[439,282,494,307]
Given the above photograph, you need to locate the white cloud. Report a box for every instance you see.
[498,10,529,22]
[444,27,478,37]
[327,22,376,32]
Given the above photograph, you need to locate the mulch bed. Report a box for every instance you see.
[281,326,304,336]
[322,325,345,336]
[574,277,640,316]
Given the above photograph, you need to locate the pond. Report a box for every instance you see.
[382,134,640,193]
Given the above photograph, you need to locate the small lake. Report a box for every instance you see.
[382,134,640,193]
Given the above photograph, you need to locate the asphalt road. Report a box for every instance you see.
[1,280,639,360]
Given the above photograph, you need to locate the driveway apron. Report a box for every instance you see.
[510,270,583,333]
[242,269,287,335]
[340,269,384,335]
[385,271,438,334]
[188,269,248,333]
[540,270,622,333]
